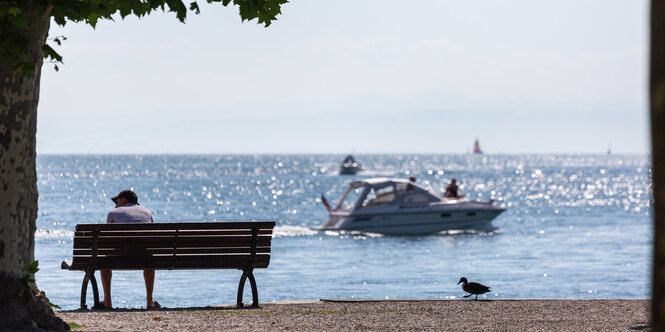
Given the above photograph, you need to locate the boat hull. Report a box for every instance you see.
[318,205,505,235]
[339,166,361,175]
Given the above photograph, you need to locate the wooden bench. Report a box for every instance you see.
[61,221,275,309]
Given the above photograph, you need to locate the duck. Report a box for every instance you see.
[457,277,491,300]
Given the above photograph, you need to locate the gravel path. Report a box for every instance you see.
[57,299,650,331]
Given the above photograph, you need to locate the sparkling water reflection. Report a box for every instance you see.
[34,154,651,309]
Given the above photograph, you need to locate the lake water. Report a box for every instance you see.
[34,154,652,310]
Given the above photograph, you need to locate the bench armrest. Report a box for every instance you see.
[61,260,72,270]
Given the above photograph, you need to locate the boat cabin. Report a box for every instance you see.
[335,178,442,211]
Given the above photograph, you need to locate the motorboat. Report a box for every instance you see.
[315,177,505,235]
[339,155,361,175]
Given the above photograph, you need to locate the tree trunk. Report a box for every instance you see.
[652,1,665,330]
[0,4,68,331]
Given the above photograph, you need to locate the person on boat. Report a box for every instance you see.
[445,178,464,198]
[406,175,416,191]
[100,189,160,310]
[343,155,356,165]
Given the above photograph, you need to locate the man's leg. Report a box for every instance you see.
[100,269,112,308]
[143,269,156,308]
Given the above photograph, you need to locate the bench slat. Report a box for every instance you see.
[75,221,275,231]
[73,247,271,256]
[73,234,272,241]
[68,254,270,270]
[74,229,273,237]
[73,235,272,249]
[69,261,270,270]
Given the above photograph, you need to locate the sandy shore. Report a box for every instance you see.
[56,299,650,331]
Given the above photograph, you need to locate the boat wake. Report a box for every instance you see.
[273,225,319,237]
[35,229,75,239]
[437,227,500,236]
[310,226,500,238]
[274,225,386,238]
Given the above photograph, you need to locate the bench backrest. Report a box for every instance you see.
[69,221,275,271]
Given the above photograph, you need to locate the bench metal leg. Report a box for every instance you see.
[89,272,101,308]
[80,273,90,309]
[237,270,259,308]
[80,270,101,310]
[247,271,259,307]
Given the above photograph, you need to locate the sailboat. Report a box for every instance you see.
[473,138,483,155]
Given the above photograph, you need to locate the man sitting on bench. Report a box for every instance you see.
[100,189,160,309]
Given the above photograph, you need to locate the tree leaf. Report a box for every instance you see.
[26,261,39,275]
[42,44,63,62]
[8,7,21,16]
[189,2,200,14]
[10,14,27,29]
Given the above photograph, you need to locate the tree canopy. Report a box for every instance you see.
[1,0,286,73]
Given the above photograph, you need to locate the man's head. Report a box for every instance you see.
[409,175,416,182]
[111,189,139,207]
[451,178,457,184]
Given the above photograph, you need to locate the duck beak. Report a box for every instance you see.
[457,281,462,285]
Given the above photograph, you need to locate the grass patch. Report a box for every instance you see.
[68,322,82,329]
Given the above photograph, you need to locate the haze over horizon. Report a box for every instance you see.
[38,1,649,154]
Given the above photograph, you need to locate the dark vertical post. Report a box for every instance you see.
[237,226,260,307]
[248,226,259,306]
[91,229,99,269]
[249,226,258,268]
[171,228,178,270]
[651,1,665,329]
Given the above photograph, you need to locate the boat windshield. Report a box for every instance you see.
[362,184,396,207]
[335,186,363,210]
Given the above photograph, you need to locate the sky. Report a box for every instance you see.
[38,0,649,154]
